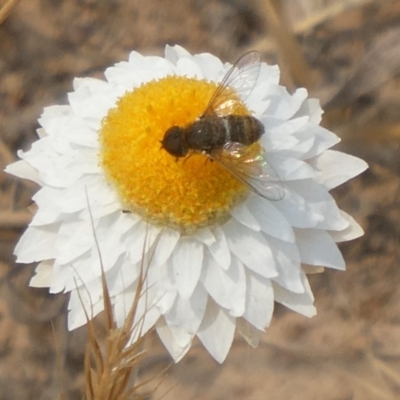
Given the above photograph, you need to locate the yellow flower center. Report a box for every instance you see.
[100,76,250,233]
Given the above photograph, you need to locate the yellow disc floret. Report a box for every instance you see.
[100,76,250,233]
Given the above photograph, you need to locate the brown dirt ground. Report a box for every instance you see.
[1,0,400,399]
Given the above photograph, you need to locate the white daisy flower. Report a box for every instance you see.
[6,45,367,363]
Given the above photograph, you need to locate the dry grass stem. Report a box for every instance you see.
[292,0,380,34]
[82,259,151,400]
[259,0,317,90]
[80,200,165,400]
[324,28,400,111]
[51,320,68,400]
[369,354,400,388]
[0,211,32,228]
[0,0,20,25]
[335,365,397,400]
[262,337,400,399]
[0,137,15,165]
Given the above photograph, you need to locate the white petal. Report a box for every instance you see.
[52,227,130,293]
[193,52,224,81]
[105,64,140,88]
[105,257,140,297]
[62,118,98,148]
[68,78,116,121]
[107,53,173,86]
[295,228,345,270]
[274,126,315,157]
[268,154,316,181]
[15,223,60,263]
[259,63,280,85]
[155,289,177,315]
[236,318,263,348]
[197,301,236,364]
[80,210,138,234]
[193,227,216,246]
[267,236,304,293]
[224,219,277,278]
[164,284,207,347]
[51,256,97,293]
[302,125,340,159]
[243,272,274,330]
[265,86,308,120]
[273,273,316,317]
[39,107,98,149]
[16,138,64,187]
[282,179,349,230]
[113,282,161,340]
[127,222,162,264]
[156,317,191,362]
[158,257,176,290]
[208,226,231,270]
[30,187,65,226]
[55,216,95,265]
[5,160,43,185]
[294,97,323,123]
[330,211,364,243]
[201,253,246,316]
[246,196,295,242]
[152,228,180,268]
[173,237,203,299]
[164,44,192,64]
[231,202,260,231]
[114,212,141,234]
[31,209,61,228]
[261,116,309,147]
[148,261,178,314]
[89,213,132,270]
[249,68,280,111]
[264,115,309,136]
[175,57,203,78]
[126,307,160,344]
[273,186,316,228]
[72,76,108,93]
[54,175,116,214]
[309,150,368,190]
[30,260,54,288]
[130,305,161,342]
[67,285,104,330]
[39,104,70,120]
[263,130,299,153]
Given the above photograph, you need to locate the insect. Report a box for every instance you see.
[161,51,284,201]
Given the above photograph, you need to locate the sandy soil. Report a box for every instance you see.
[0,0,400,399]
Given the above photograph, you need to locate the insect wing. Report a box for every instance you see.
[203,51,261,117]
[210,142,284,201]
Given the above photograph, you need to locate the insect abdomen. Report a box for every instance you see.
[223,115,264,145]
[185,115,264,152]
[185,117,227,151]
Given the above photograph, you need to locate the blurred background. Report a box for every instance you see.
[0,0,400,399]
